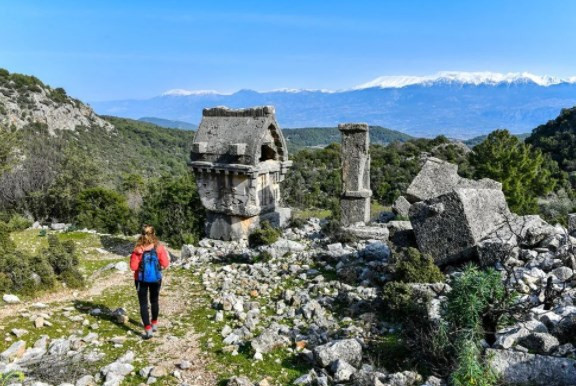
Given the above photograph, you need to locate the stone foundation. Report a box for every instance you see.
[205,208,291,241]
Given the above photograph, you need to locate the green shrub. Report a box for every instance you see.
[443,265,509,339]
[7,214,32,232]
[76,187,136,234]
[140,174,204,247]
[394,247,444,283]
[60,268,84,289]
[0,222,16,251]
[29,255,56,288]
[248,221,282,248]
[44,235,79,274]
[320,218,357,244]
[289,217,307,229]
[381,281,417,319]
[451,337,497,386]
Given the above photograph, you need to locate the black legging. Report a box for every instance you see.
[135,280,162,327]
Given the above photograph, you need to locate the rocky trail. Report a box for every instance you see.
[0,231,217,386]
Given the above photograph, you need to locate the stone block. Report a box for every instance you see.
[192,142,207,154]
[229,143,247,156]
[206,208,291,241]
[341,197,370,226]
[406,157,501,203]
[392,196,411,217]
[409,188,509,264]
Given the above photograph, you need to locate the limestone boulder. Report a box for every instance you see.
[487,348,576,385]
[409,188,509,264]
[313,339,362,368]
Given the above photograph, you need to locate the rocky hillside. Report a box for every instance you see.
[0,69,112,133]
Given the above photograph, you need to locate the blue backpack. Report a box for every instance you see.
[138,248,162,283]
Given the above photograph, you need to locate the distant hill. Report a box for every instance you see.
[0,69,196,195]
[139,117,197,130]
[284,126,413,152]
[526,106,576,171]
[91,71,576,139]
[464,133,530,148]
[0,68,111,133]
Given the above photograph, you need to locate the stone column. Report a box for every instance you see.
[339,123,372,226]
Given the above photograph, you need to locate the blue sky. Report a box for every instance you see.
[1,0,575,101]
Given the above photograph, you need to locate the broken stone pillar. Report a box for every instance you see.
[339,123,371,226]
[189,106,292,241]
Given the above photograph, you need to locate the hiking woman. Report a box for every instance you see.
[130,224,169,339]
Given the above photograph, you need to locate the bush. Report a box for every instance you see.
[289,217,307,229]
[443,265,508,339]
[7,214,32,231]
[140,174,204,247]
[320,218,357,244]
[451,337,497,386]
[394,247,444,283]
[44,235,79,275]
[76,187,136,234]
[248,221,281,248]
[60,268,84,289]
[381,281,419,319]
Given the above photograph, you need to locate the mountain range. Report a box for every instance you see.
[91,71,576,139]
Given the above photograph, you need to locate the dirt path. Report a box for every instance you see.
[144,272,218,385]
[0,270,128,319]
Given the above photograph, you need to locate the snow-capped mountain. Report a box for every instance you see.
[91,71,576,139]
[354,71,576,89]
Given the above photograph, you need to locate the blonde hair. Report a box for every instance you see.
[136,224,159,247]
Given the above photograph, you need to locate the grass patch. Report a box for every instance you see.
[293,208,331,220]
[371,201,390,219]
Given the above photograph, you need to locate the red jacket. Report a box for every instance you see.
[130,243,170,281]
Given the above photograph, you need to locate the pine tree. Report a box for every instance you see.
[469,129,556,214]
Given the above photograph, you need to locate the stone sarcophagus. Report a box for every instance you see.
[339,123,372,226]
[189,106,292,240]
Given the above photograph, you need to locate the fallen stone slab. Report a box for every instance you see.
[487,348,576,385]
[392,196,411,217]
[251,327,289,354]
[406,157,501,203]
[341,225,389,241]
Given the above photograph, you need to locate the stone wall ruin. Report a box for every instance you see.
[189,106,292,240]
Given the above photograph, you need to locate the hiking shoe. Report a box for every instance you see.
[152,324,158,333]
[143,329,154,340]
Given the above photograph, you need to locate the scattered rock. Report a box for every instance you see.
[3,294,20,304]
[313,339,363,368]
[331,359,356,382]
[0,340,26,362]
[149,365,168,378]
[227,376,253,386]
